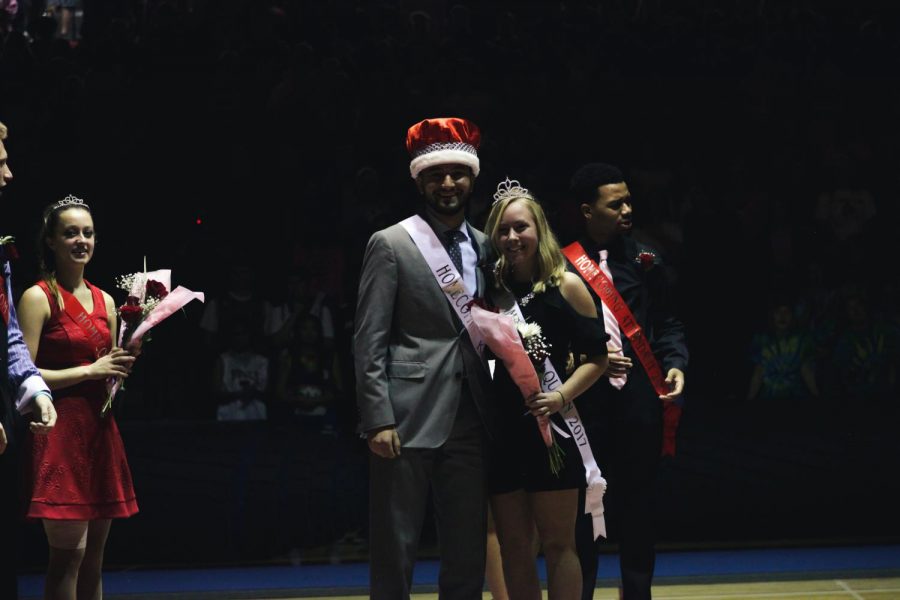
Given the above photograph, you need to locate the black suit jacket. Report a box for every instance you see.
[569,235,688,407]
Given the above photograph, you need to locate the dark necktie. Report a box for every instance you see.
[445,230,466,275]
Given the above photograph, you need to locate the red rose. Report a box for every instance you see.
[145,279,169,299]
[119,304,143,324]
[637,251,656,271]
[125,295,140,306]
[466,297,498,313]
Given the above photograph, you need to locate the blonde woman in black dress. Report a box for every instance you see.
[485,180,609,600]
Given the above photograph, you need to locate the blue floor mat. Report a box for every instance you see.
[18,544,900,597]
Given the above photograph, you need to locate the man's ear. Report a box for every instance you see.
[414,176,424,195]
[580,203,593,220]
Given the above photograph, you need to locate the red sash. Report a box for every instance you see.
[562,242,682,456]
[58,283,109,359]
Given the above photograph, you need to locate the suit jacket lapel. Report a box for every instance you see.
[467,222,489,298]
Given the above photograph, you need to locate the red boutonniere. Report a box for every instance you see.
[0,236,19,261]
[635,250,657,271]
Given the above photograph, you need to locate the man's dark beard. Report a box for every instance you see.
[426,193,469,216]
[430,203,464,216]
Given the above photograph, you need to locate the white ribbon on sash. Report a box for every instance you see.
[400,215,486,360]
[501,299,607,540]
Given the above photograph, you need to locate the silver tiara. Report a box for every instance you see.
[51,194,88,211]
[492,177,533,205]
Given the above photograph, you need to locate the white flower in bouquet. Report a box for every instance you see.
[517,321,551,365]
[516,322,542,339]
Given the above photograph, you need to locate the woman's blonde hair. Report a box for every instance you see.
[485,194,567,295]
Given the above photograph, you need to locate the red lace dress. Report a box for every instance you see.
[27,281,138,520]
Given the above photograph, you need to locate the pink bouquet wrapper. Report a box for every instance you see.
[119,286,204,346]
[469,304,553,447]
[108,285,205,402]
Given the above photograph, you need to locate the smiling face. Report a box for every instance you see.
[416,163,474,218]
[46,207,95,269]
[496,198,539,280]
[582,181,633,244]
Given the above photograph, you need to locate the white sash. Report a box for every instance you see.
[502,299,607,540]
[400,215,486,361]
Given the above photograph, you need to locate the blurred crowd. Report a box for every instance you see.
[0,0,896,423]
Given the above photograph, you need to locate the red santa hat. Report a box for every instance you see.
[406,117,481,179]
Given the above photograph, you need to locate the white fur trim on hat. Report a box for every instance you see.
[409,149,480,179]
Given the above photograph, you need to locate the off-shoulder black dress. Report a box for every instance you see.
[489,281,608,494]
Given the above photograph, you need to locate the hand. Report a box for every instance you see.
[0,423,6,455]
[604,348,633,378]
[29,393,57,435]
[367,427,401,459]
[526,390,565,418]
[88,348,136,380]
[125,338,143,358]
[659,368,685,402]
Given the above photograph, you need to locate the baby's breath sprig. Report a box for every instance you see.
[141,296,162,313]
[517,321,551,365]
[116,272,144,295]
[515,320,564,476]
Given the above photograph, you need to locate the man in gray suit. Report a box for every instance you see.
[354,117,496,600]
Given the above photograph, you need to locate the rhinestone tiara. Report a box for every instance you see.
[492,177,533,205]
[51,194,88,211]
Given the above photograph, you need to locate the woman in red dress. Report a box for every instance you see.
[17,195,138,600]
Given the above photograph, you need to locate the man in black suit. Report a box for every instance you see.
[565,163,687,600]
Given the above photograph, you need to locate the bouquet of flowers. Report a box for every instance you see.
[516,321,566,474]
[102,266,204,416]
[469,303,566,475]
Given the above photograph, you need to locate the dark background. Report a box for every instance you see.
[3,0,899,570]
